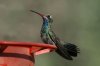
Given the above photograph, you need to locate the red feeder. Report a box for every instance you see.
[0,41,56,66]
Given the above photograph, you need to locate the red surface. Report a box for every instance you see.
[0,41,56,66]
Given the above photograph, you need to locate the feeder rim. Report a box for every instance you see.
[0,40,57,49]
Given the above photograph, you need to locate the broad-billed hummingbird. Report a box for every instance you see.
[30,10,80,60]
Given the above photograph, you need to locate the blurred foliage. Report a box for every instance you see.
[0,0,100,66]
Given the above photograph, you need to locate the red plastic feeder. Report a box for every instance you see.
[0,41,56,66]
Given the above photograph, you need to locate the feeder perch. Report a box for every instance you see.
[0,41,56,66]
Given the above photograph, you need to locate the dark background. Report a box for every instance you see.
[0,0,100,66]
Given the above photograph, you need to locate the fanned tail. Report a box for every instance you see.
[48,30,80,60]
[63,43,80,57]
[55,43,73,60]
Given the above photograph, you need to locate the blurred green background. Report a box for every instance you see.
[0,0,100,66]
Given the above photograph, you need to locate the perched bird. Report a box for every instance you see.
[30,10,80,60]
[30,10,54,44]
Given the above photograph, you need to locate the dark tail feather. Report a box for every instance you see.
[48,31,79,60]
[55,41,73,60]
[55,41,79,60]
[63,43,80,57]
[56,47,73,60]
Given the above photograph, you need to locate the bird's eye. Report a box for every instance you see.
[47,15,52,19]
[49,16,52,18]
[46,15,53,23]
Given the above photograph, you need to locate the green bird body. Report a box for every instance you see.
[30,10,54,44]
[31,10,79,60]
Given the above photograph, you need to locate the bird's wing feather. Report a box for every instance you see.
[48,30,73,60]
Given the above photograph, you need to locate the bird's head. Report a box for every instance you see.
[30,10,53,23]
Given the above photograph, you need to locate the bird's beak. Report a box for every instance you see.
[30,10,44,18]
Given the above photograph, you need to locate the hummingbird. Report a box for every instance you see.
[30,10,80,60]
